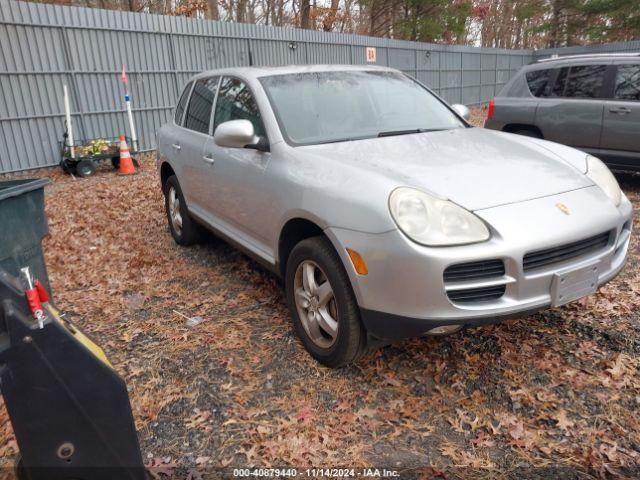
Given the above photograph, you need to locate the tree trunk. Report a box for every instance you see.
[237,0,247,23]
[368,0,393,38]
[264,0,271,25]
[300,0,311,29]
[322,0,339,31]
[549,0,562,48]
[206,0,219,20]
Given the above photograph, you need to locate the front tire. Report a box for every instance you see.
[164,175,203,246]
[285,237,367,367]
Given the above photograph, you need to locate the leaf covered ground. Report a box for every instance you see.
[1,108,639,478]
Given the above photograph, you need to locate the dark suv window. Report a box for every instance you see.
[525,69,553,97]
[551,67,568,97]
[174,82,192,125]
[184,77,219,134]
[614,64,640,101]
[550,65,607,98]
[213,77,266,138]
[564,65,607,98]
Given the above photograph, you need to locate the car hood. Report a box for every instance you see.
[297,127,592,211]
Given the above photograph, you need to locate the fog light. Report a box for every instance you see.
[346,248,368,275]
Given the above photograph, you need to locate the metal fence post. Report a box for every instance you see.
[60,24,86,140]
[168,31,180,98]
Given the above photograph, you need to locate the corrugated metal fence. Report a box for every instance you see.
[0,0,534,172]
[0,0,636,173]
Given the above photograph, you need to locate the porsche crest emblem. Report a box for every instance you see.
[555,203,570,215]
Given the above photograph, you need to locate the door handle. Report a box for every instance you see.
[609,107,631,114]
[202,155,215,165]
[171,143,181,150]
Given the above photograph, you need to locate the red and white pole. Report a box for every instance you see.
[121,65,138,152]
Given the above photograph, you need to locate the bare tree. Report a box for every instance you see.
[22,0,640,47]
[236,0,247,22]
[207,0,219,20]
[321,0,339,31]
[300,0,311,28]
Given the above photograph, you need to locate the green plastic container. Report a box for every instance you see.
[0,178,51,297]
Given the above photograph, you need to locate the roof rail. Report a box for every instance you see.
[537,52,640,63]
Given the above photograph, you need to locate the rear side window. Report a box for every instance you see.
[174,82,192,125]
[554,65,607,98]
[564,65,607,98]
[525,69,553,97]
[184,77,220,134]
[614,64,640,101]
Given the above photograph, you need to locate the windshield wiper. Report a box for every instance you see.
[377,128,444,138]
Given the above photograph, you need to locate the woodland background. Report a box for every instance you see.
[24,0,640,49]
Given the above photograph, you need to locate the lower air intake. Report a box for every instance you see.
[446,285,506,304]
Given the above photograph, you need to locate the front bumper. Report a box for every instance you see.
[326,186,632,341]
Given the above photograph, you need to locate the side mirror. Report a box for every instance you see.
[451,104,471,122]
[213,120,261,149]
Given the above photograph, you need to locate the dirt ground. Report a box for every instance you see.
[1,107,639,479]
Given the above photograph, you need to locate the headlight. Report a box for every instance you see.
[389,187,490,246]
[586,155,621,206]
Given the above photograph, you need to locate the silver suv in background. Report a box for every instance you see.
[484,53,640,171]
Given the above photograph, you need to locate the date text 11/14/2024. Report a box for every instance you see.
[233,468,400,477]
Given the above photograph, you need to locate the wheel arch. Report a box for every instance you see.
[502,124,544,138]
[277,217,327,278]
[160,161,176,193]
[276,216,364,307]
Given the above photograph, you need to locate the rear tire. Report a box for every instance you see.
[164,175,203,246]
[285,236,368,368]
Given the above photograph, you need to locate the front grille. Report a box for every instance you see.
[523,231,611,272]
[446,285,506,303]
[443,259,505,283]
[444,259,506,304]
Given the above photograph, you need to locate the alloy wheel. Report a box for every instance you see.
[168,186,183,236]
[294,260,339,349]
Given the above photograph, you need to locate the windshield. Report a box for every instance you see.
[260,70,466,146]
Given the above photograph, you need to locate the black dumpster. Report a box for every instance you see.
[0,179,52,297]
[0,177,145,479]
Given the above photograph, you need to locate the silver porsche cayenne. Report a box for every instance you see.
[157,65,632,367]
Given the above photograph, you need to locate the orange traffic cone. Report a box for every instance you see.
[118,135,136,175]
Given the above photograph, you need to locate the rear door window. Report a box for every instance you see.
[174,82,192,125]
[614,64,640,101]
[525,69,553,97]
[563,65,607,98]
[184,77,220,134]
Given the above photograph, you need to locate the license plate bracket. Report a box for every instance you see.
[550,262,599,307]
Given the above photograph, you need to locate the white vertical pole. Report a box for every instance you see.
[63,84,75,159]
[125,92,138,152]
